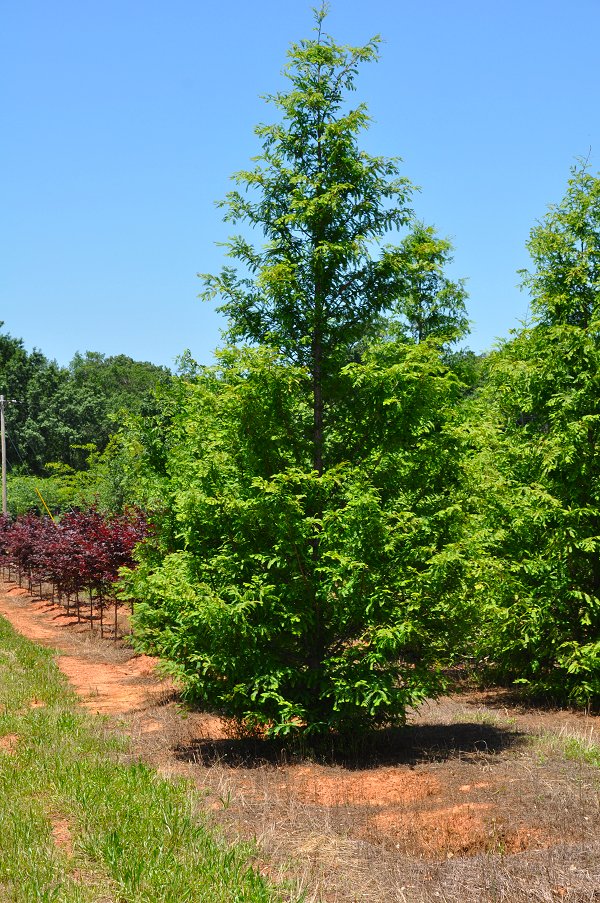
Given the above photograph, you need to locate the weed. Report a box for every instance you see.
[531,725,600,771]
[563,735,600,768]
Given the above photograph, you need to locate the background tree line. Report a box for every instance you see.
[0,337,170,475]
[0,334,170,510]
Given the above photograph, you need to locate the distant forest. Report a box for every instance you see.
[0,325,170,474]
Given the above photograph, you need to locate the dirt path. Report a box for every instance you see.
[1,579,599,903]
[0,586,172,715]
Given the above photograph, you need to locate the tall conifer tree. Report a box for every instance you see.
[125,8,471,736]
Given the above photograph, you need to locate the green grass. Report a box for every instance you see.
[563,735,600,768]
[0,616,285,902]
[529,727,600,771]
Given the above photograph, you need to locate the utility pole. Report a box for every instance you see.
[0,395,6,516]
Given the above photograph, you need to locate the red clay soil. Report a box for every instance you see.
[0,587,173,716]
[55,653,170,716]
[49,815,74,856]
[288,765,441,806]
[1,577,600,901]
[0,733,19,754]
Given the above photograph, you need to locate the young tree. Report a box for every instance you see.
[124,9,471,737]
[523,163,600,329]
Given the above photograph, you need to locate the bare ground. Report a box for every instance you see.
[0,581,599,902]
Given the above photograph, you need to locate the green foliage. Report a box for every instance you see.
[0,326,171,477]
[6,468,84,516]
[121,9,472,737]
[122,340,472,737]
[522,162,600,329]
[76,425,170,516]
[69,351,171,439]
[119,7,480,738]
[201,17,413,377]
[467,164,600,705]
[395,222,469,345]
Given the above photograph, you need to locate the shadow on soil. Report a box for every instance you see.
[174,720,526,770]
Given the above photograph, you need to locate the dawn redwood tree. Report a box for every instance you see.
[469,163,600,704]
[124,8,472,737]
[395,223,469,345]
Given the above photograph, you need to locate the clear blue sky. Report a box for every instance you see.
[2,0,599,370]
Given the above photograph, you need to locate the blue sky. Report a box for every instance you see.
[2,0,599,369]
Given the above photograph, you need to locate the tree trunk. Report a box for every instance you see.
[312,333,324,477]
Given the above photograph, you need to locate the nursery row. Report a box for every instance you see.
[0,510,149,636]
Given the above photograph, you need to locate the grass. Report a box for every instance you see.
[532,725,600,770]
[0,615,286,903]
[563,735,600,768]
[449,705,600,769]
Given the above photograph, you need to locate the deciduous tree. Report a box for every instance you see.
[124,8,472,737]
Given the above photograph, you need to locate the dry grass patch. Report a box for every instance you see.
[152,695,599,901]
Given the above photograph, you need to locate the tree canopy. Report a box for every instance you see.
[0,325,171,475]
[5,15,599,726]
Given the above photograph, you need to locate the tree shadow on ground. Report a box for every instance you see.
[174,719,526,770]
